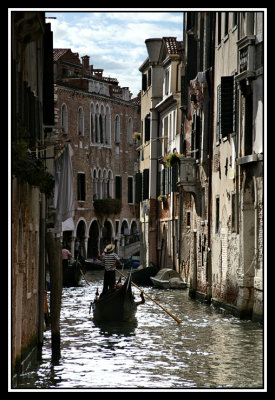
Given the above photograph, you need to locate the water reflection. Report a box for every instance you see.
[17,270,263,390]
[93,318,138,337]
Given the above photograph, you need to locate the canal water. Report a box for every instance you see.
[17,270,263,390]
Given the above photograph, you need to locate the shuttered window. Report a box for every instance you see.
[220,76,234,137]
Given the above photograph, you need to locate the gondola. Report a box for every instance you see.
[63,259,82,287]
[92,275,138,322]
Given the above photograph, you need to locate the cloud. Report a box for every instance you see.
[47,11,183,96]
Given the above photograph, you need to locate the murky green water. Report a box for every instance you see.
[17,270,263,390]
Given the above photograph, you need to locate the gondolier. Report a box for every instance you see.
[102,243,120,295]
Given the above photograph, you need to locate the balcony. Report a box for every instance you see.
[235,35,256,84]
[177,157,197,193]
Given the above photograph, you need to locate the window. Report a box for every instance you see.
[148,68,152,87]
[98,170,102,199]
[191,114,201,159]
[215,197,220,234]
[220,76,234,137]
[90,104,94,142]
[144,114,150,142]
[217,12,222,44]
[142,73,147,92]
[232,12,238,28]
[61,104,68,133]
[115,115,120,143]
[77,173,86,201]
[128,177,134,204]
[107,171,112,198]
[78,107,84,136]
[92,170,97,200]
[106,106,111,145]
[244,91,253,156]
[186,211,191,227]
[99,114,103,143]
[115,176,122,199]
[216,76,234,142]
[164,67,170,96]
[224,12,229,36]
[142,169,149,200]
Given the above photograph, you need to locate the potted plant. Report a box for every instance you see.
[163,152,184,167]
[157,194,167,202]
[132,132,141,141]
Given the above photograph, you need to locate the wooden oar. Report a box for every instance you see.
[115,268,182,324]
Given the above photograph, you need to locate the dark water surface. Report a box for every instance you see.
[18,270,263,390]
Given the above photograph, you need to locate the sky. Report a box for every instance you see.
[46,10,184,98]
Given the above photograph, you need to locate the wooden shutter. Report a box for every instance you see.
[142,169,149,200]
[135,172,142,203]
[220,76,234,137]
[128,177,133,204]
[43,23,54,125]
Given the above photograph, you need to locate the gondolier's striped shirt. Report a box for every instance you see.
[102,252,120,271]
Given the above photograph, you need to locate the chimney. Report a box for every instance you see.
[145,38,162,63]
[81,55,90,75]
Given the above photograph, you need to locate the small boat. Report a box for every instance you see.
[92,275,138,322]
[85,258,103,270]
[63,259,82,287]
[130,264,159,286]
[150,268,187,289]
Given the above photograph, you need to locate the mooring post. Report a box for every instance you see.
[46,231,62,363]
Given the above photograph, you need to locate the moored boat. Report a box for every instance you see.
[92,275,138,322]
[150,268,187,289]
[63,259,82,287]
[130,264,159,286]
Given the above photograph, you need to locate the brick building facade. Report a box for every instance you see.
[53,50,140,258]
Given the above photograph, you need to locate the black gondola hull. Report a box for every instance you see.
[92,276,137,322]
[63,260,82,287]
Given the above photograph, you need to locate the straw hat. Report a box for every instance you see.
[104,243,115,253]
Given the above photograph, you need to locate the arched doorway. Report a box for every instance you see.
[87,220,100,259]
[76,220,86,257]
[101,219,113,252]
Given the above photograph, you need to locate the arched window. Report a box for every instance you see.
[95,104,99,142]
[61,104,68,133]
[100,105,105,144]
[92,169,98,200]
[103,170,108,199]
[115,115,120,143]
[90,103,95,143]
[98,170,102,199]
[106,105,111,145]
[78,107,84,136]
[107,170,113,198]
